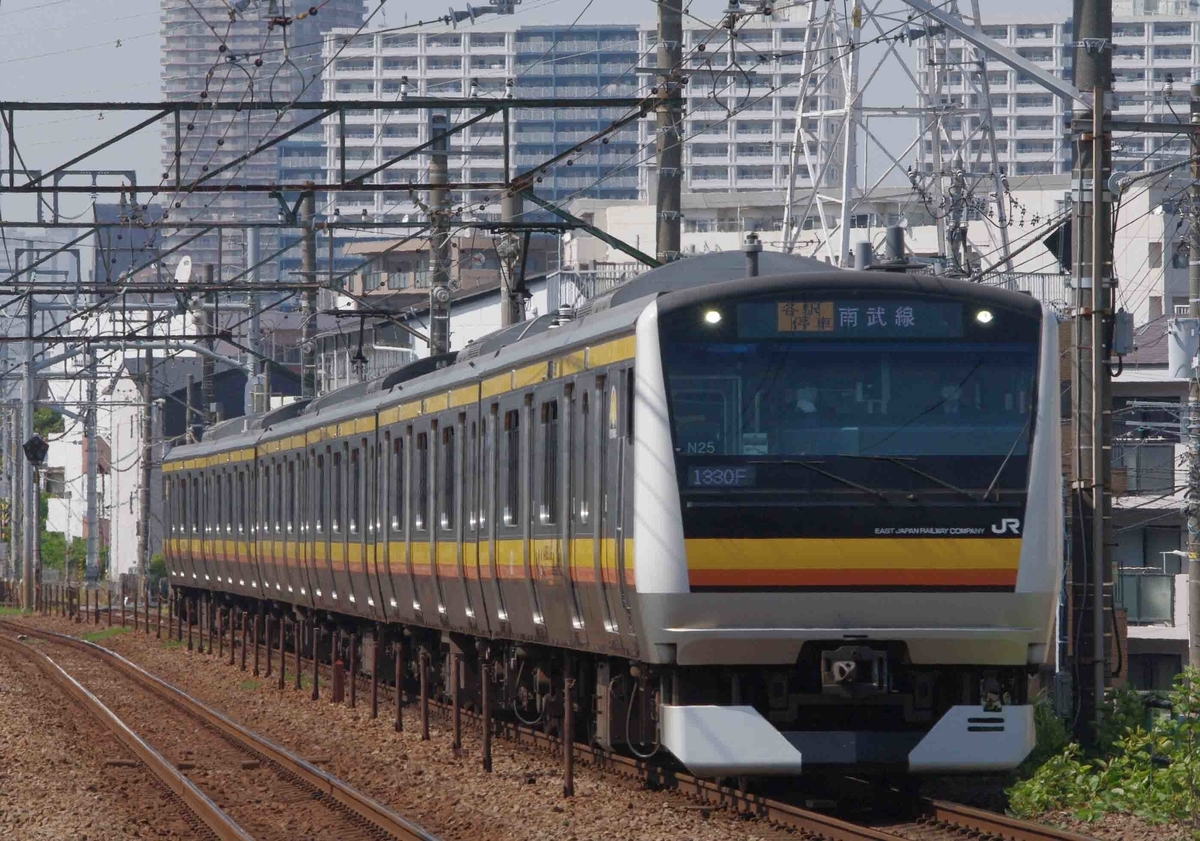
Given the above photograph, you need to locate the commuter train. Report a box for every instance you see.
[163,267,1062,777]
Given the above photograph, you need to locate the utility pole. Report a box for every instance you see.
[246,227,266,414]
[200,263,216,432]
[138,345,153,578]
[1188,80,1200,670]
[835,3,862,268]
[1069,0,1113,738]
[21,297,35,609]
[499,192,525,328]
[300,186,317,399]
[84,347,98,582]
[429,110,452,356]
[655,0,683,264]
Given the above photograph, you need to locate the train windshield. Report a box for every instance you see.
[659,296,1041,492]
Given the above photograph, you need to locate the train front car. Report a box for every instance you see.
[631,272,1062,777]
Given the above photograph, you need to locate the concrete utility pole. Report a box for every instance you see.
[835,4,862,268]
[655,0,683,264]
[21,298,35,609]
[429,111,452,356]
[84,347,99,581]
[138,345,153,578]
[499,192,525,328]
[246,227,266,414]
[200,263,216,431]
[1188,80,1200,670]
[1069,0,1113,737]
[300,186,318,399]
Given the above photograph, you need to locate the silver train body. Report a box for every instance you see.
[164,270,1062,777]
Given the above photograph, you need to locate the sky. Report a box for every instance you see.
[0,0,1073,226]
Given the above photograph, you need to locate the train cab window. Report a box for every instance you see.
[316,455,326,535]
[440,426,456,531]
[539,401,559,526]
[332,449,343,535]
[349,448,361,536]
[502,410,520,526]
[415,433,429,531]
[579,392,591,524]
[391,438,405,534]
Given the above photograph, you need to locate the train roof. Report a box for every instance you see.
[165,267,1044,463]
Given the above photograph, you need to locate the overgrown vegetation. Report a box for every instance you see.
[1008,669,1200,830]
[81,626,130,643]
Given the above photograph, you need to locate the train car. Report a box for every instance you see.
[163,268,1061,779]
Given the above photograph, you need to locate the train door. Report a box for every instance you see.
[233,466,247,592]
[313,448,331,607]
[522,395,547,634]
[462,409,486,630]
[383,430,414,622]
[201,469,216,587]
[556,386,585,643]
[532,388,572,644]
[365,436,387,621]
[496,397,540,638]
[412,426,439,620]
[299,448,317,606]
[348,438,371,617]
[271,459,289,597]
[484,406,509,629]
[430,420,453,624]
[402,425,423,622]
[331,441,353,608]
[254,461,269,597]
[598,374,632,647]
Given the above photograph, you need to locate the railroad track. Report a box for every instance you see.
[20,609,1098,841]
[0,620,436,841]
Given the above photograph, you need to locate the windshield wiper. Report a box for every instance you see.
[753,459,889,501]
[981,416,1033,501]
[838,455,974,500]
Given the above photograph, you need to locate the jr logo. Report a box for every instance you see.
[991,518,1022,535]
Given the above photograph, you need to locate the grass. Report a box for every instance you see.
[81,626,130,643]
[161,638,183,649]
[238,679,261,691]
[0,606,30,616]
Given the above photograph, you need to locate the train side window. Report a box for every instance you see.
[286,460,296,535]
[502,410,520,526]
[240,470,249,535]
[332,449,343,535]
[349,448,361,536]
[440,426,455,531]
[316,455,326,534]
[414,432,429,531]
[391,437,405,534]
[539,401,559,525]
[580,391,590,524]
[468,421,478,531]
[274,463,283,535]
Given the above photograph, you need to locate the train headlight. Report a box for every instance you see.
[975,309,994,325]
[704,309,722,325]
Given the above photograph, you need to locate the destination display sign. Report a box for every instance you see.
[735,300,964,340]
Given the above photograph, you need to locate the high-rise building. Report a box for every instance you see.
[916,0,1199,179]
[159,1,366,281]
[318,6,834,223]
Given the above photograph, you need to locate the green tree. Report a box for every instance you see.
[33,408,64,437]
[39,530,66,571]
[148,552,167,584]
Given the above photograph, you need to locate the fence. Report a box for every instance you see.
[547,262,650,310]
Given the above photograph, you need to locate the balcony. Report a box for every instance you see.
[1117,570,1176,625]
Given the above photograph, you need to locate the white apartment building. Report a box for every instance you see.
[318,5,837,221]
[917,0,1199,178]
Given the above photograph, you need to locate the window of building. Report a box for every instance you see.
[470,33,506,48]
[1150,241,1163,268]
[981,25,1009,40]
[1114,23,1145,38]
[1154,23,1191,38]
[1016,25,1053,39]
[1015,47,1053,62]
[1153,46,1192,61]
[1016,93,1053,109]
[426,34,462,48]
[1172,248,1189,269]
[380,33,417,49]
[335,58,374,73]
[1128,654,1182,692]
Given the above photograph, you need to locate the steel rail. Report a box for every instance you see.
[0,631,251,841]
[0,620,438,841]
[51,606,1098,841]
